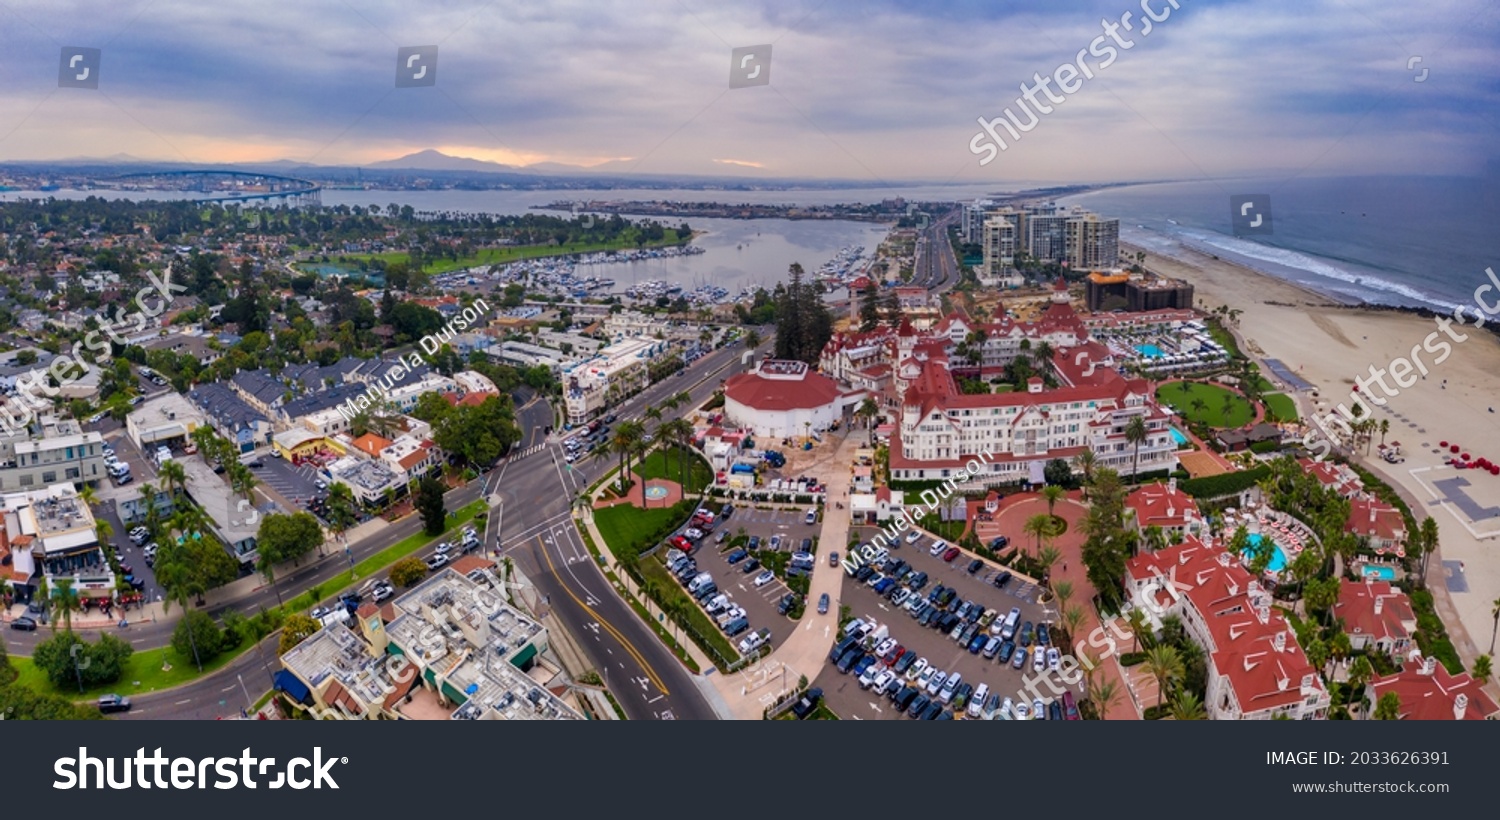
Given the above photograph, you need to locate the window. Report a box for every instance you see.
[65,467,80,480]
[42,471,57,483]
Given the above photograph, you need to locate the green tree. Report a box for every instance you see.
[1169,689,1207,720]
[278,613,321,656]
[1023,513,1057,558]
[1041,484,1065,519]
[1124,415,1148,481]
[1143,644,1184,709]
[1472,654,1492,682]
[390,556,428,587]
[416,476,447,536]
[171,611,226,664]
[1373,691,1402,720]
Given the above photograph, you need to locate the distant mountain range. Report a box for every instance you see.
[0,149,917,190]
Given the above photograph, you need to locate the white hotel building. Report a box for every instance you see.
[883,288,1176,483]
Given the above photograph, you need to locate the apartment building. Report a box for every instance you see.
[0,429,108,491]
[562,337,670,425]
[1064,212,1120,270]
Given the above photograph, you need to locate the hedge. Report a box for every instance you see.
[1179,466,1270,499]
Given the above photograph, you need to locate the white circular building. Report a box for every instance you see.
[723,359,853,439]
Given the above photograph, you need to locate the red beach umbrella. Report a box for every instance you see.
[1440,441,1449,447]
[1451,445,1461,454]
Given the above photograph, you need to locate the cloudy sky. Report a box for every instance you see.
[1,0,1496,183]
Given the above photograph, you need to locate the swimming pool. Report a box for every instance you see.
[1169,427,1189,446]
[1361,565,1397,581]
[1242,533,1288,573]
[1135,344,1166,359]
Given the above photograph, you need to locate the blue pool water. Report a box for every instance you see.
[1361,565,1396,581]
[1169,427,1189,446]
[1135,344,1166,359]
[1242,533,1288,572]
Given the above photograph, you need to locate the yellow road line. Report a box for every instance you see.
[538,537,670,694]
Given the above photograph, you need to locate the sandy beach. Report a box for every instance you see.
[1127,240,1500,669]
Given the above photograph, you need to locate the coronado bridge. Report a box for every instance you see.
[107,170,322,207]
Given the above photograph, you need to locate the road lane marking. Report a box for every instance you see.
[538,536,669,694]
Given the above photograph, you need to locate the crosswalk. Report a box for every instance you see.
[509,443,549,460]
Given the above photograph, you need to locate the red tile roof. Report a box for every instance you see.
[351,433,393,458]
[1345,498,1406,543]
[1369,660,1500,720]
[724,367,845,411]
[1334,579,1414,648]
[1125,482,1200,530]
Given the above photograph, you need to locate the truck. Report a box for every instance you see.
[730,462,756,475]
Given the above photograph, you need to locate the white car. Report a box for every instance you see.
[938,672,961,705]
[905,530,922,544]
[1033,698,1047,720]
[1047,647,1061,671]
[1033,645,1047,673]
[906,658,929,682]
[858,663,881,689]
[753,570,775,587]
[891,588,911,607]
[874,637,897,658]
[928,539,948,556]
[925,669,947,697]
[1013,701,1031,720]
[915,665,936,691]
[998,697,1014,720]
[872,669,895,694]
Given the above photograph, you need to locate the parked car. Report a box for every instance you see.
[726,548,748,564]
[1047,647,1062,671]
[804,509,818,525]
[941,547,961,562]
[753,570,775,587]
[967,558,983,574]
[9,616,37,631]
[1037,623,1051,647]
[741,557,761,574]
[928,539,948,556]
[992,571,1013,589]
[905,530,922,544]
[790,688,823,719]
[1012,646,1029,670]
[1033,646,1047,673]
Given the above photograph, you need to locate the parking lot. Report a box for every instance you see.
[687,507,809,650]
[813,526,1077,720]
[252,455,327,509]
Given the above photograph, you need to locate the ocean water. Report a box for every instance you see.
[1063,176,1500,313]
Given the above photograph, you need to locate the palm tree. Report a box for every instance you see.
[1418,516,1439,588]
[77,482,99,508]
[661,418,697,491]
[1041,484,1064,520]
[325,482,357,544]
[1072,449,1097,499]
[1348,656,1374,695]
[1373,692,1402,720]
[1087,675,1122,718]
[1126,608,1149,652]
[1053,580,1074,615]
[1060,605,1086,652]
[1490,597,1500,654]
[1143,645,1184,709]
[1022,513,1056,559]
[1220,392,1235,422]
[95,518,114,549]
[1378,418,1390,446]
[1169,690,1207,720]
[857,396,880,445]
[1472,654,1492,682]
[159,459,187,499]
[1037,544,1061,585]
[1189,397,1208,418]
[51,578,78,633]
[743,329,761,350]
[1124,415,1148,482]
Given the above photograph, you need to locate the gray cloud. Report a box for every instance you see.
[0,0,1493,181]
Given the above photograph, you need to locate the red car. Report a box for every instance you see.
[884,644,905,666]
[942,547,961,562]
[671,535,694,552]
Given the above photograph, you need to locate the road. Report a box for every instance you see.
[913,208,960,292]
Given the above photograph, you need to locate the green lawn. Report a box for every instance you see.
[593,500,693,556]
[633,446,713,491]
[1157,382,1255,428]
[1262,393,1299,423]
[10,635,251,700]
[639,556,739,664]
[331,230,691,275]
